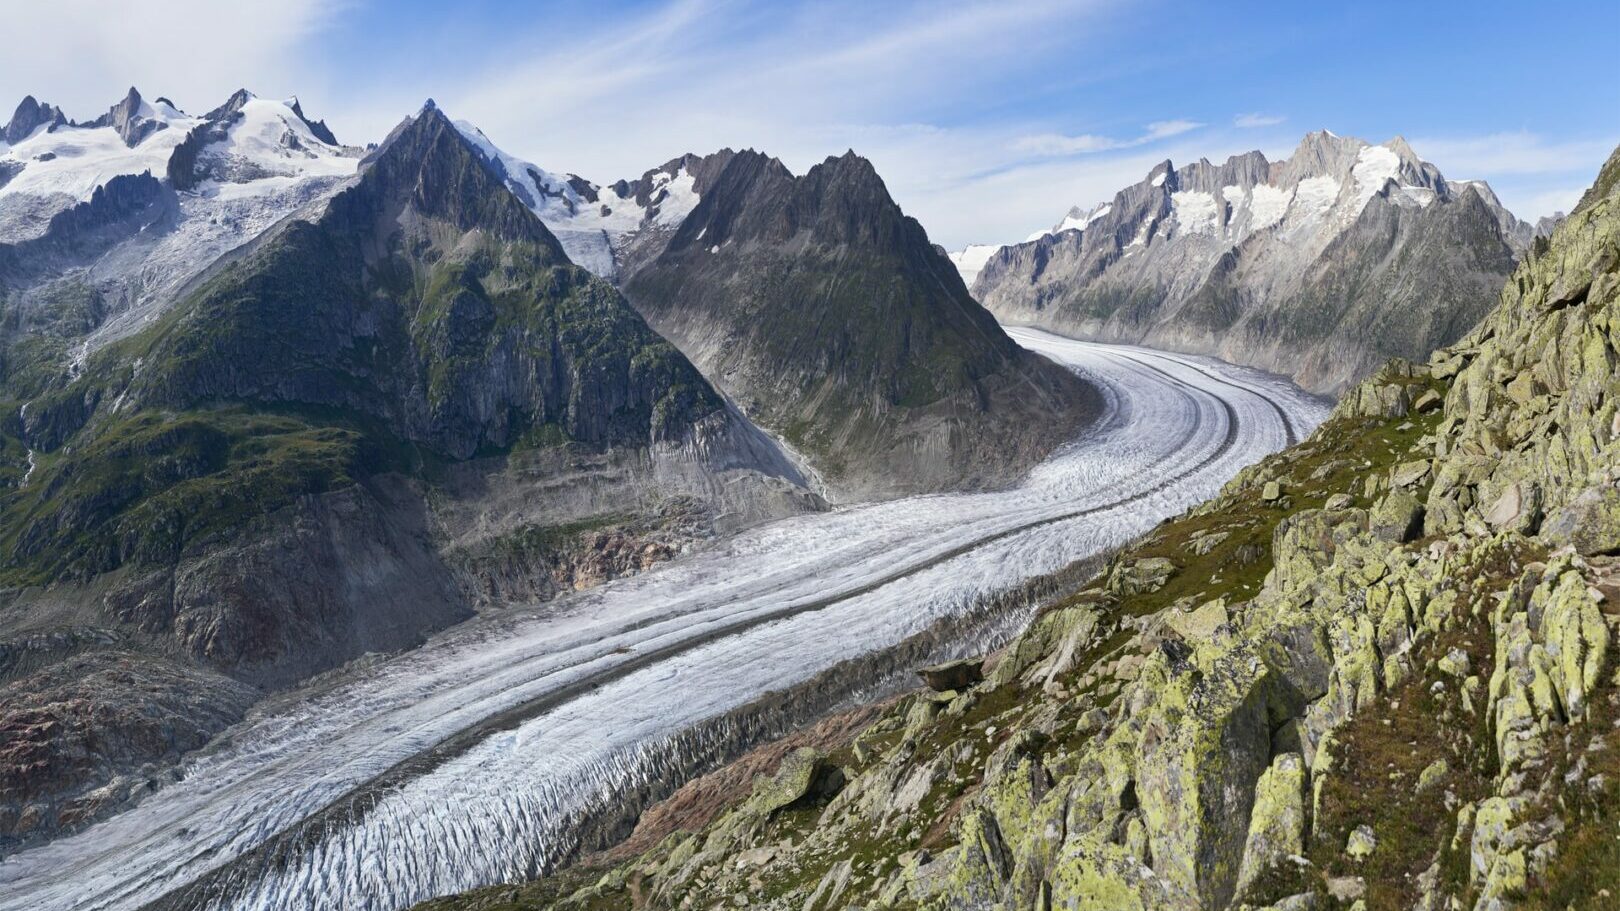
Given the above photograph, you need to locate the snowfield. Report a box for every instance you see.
[0,330,1328,911]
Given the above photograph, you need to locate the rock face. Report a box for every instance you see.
[0,102,816,852]
[87,87,170,147]
[453,131,1101,498]
[614,149,1101,498]
[971,133,1530,395]
[1,96,67,145]
[426,143,1620,911]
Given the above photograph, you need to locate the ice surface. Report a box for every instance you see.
[947,243,1002,285]
[0,330,1327,911]
[0,115,193,207]
[1350,144,1400,211]
[1171,190,1218,234]
[1289,175,1341,220]
[1249,184,1293,229]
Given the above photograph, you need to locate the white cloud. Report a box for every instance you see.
[1409,132,1616,177]
[1234,113,1286,128]
[0,0,346,120]
[1009,132,1123,155]
[1144,119,1201,140]
[1009,119,1201,157]
[1406,131,1617,221]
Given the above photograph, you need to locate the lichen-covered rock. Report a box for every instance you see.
[1234,752,1308,899]
[1541,484,1620,556]
[749,747,845,816]
[1370,490,1424,542]
[1345,824,1378,861]
[917,657,984,692]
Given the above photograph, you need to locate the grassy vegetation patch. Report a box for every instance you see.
[0,404,417,585]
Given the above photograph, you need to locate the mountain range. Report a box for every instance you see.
[0,92,811,851]
[0,87,1095,851]
[428,139,1620,911]
[455,135,1099,498]
[959,132,1541,394]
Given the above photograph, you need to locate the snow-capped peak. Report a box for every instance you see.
[968,130,1531,291]
[448,117,706,279]
[946,243,1003,286]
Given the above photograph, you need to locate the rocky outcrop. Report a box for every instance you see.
[0,650,256,855]
[617,148,1101,498]
[973,133,1530,395]
[87,87,168,147]
[425,143,1620,911]
[2,96,67,145]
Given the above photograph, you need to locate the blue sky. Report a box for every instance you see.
[5,0,1616,247]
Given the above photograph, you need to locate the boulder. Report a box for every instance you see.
[1484,481,1541,534]
[1541,484,1620,556]
[917,657,984,692]
[1108,556,1177,597]
[1390,460,1431,489]
[1345,825,1378,861]
[751,747,846,816]
[1166,599,1230,643]
[1235,752,1309,898]
[1370,491,1424,543]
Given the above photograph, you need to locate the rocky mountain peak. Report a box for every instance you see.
[286,97,339,145]
[87,86,169,147]
[203,88,257,122]
[970,129,1535,394]
[1385,134,1420,162]
[2,95,68,145]
[357,103,562,252]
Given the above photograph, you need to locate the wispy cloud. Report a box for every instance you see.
[0,0,347,118]
[1234,112,1286,128]
[1409,131,1618,220]
[1409,131,1616,177]
[1009,119,1202,157]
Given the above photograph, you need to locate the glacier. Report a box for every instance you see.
[0,329,1328,911]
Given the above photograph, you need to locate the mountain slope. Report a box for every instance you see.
[614,149,1100,498]
[429,143,1620,911]
[972,133,1529,394]
[0,103,813,853]
[0,87,365,408]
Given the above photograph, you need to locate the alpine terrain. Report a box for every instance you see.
[0,96,814,853]
[967,132,1536,395]
[424,145,1620,911]
[455,134,1102,498]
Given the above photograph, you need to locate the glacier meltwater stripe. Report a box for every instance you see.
[0,331,1329,911]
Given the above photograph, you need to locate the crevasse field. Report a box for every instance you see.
[0,329,1328,911]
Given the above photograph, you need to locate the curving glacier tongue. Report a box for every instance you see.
[0,330,1327,911]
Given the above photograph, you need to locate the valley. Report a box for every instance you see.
[0,329,1326,911]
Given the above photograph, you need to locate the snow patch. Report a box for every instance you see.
[947,243,1001,285]
[1171,190,1218,234]
[1350,144,1400,210]
[1249,184,1293,229]
[1289,175,1340,220]
[1150,171,1167,187]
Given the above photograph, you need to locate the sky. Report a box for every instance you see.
[3,0,1616,249]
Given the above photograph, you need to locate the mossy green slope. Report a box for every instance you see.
[421,143,1620,911]
[0,104,724,586]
